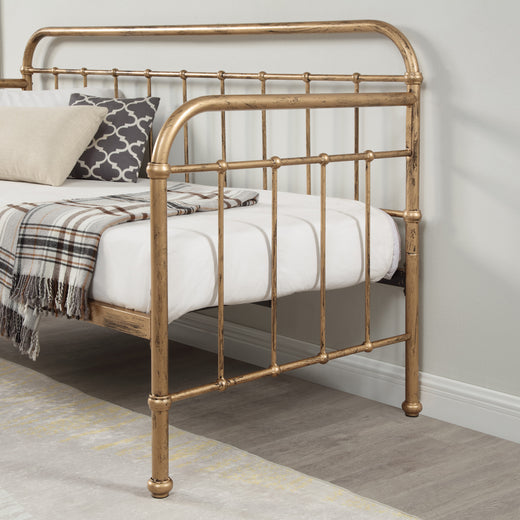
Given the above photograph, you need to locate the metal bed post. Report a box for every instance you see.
[401,72,423,417]
[146,162,174,498]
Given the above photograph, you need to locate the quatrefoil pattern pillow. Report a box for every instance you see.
[69,94,160,182]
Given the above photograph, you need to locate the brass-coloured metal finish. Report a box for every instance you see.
[169,148,411,175]
[145,69,154,160]
[111,69,119,97]
[23,67,408,84]
[260,72,268,190]
[363,152,376,352]
[402,78,423,417]
[353,73,360,201]
[217,162,226,385]
[20,21,420,85]
[88,300,151,339]
[219,72,228,187]
[0,78,28,89]
[305,74,312,195]
[8,20,423,497]
[146,161,173,498]
[147,477,174,499]
[270,158,281,372]
[52,67,59,89]
[320,154,329,357]
[181,70,190,183]
[81,67,88,87]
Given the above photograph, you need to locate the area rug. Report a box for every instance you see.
[0,358,419,519]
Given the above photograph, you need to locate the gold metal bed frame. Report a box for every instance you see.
[1,20,422,498]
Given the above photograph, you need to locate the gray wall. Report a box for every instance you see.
[2,0,519,398]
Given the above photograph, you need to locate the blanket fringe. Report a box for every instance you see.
[2,275,89,360]
[0,303,40,361]
[10,274,90,321]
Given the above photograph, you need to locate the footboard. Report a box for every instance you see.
[148,88,421,391]
[3,20,422,498]
[144,23,422,498]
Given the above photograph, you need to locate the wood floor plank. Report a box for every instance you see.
[1,316,519,519]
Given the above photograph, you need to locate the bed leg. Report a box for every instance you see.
[147,329,173,499]
[147,167,173,497]
[402,220,422,417]
[147,395,173,498]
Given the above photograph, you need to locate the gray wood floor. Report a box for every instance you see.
[1,316,519,519]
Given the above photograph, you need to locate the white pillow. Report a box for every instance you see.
[0,106,108,186]
[0,87,119,107]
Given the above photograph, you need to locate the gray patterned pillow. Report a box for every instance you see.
[69,94,160,182]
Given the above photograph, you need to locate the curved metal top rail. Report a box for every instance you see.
[150,91,416,165]
[22,20,421,78]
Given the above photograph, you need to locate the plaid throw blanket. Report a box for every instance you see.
[0,182,257,360]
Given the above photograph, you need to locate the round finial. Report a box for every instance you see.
[365,150,375,162]
[319,352,329,364]
[319,153,330,165]
[271,156,282,169]
[217,159,228,172]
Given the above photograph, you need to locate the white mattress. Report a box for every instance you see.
[0,179,399,323]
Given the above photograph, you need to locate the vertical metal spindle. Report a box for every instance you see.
[81,67,88,87]
[145,70,154,160]
[218,71,227,187]
[353,73,360,201]
[217,161,227,385]
[364,152,374,350]
[260,72,268,190]
[304,73,312,195]
[52,68,59,89]
[319,154,329,357]
[181,70,190,183]
[271,158,281,372]
[112,68,119,97]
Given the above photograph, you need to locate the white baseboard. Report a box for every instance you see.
[169,313,520,444]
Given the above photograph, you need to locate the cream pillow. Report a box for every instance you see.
[0,106,108,186]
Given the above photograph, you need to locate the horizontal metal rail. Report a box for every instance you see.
[0,78,28,89]
[26,67,407,84]
[22,21,422,83]
[169,149,411,175]
[168,333,410,403]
